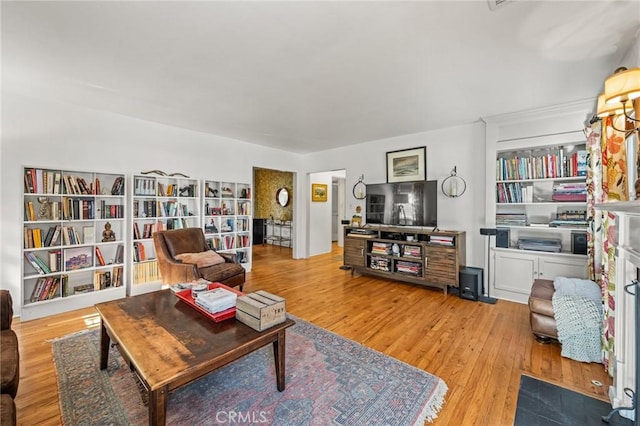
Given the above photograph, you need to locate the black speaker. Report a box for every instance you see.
[480,228,497,236]
[459,267,483,301]
[571,232,587,255]
[496,229,510,248]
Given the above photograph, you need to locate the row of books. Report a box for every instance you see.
[24,169,125,196]
[132,242,148,262]
[206,235,240,251]
[94,245,125,266]
[134,178,197,197]
[132,260,160,284]
[134,200,195,218]
[496,149,586,181]
[30,275,67,302]
[133,221,166,240]
[496,182,533,204]
[157,183,197,197]
[24,199,124,222]
[93,267,124,290]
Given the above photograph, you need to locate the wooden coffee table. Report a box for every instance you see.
[95,289,295,426]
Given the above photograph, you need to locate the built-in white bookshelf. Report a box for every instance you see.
[203,180,252,270]
[130,174,200,295]
[21,167,127,320]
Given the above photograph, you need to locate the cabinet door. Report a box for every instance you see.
[344,237,365,267]
[494,251,538,296]
[538,255,587,280]
[425,246,457,286]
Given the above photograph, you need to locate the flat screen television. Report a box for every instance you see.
[365,180,438,228]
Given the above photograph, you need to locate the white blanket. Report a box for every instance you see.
[552,277,602,363]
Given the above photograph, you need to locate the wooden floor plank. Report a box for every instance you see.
[12,243,611,425]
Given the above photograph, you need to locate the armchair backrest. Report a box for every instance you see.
[154,228,209,259]
[0,290,14,330]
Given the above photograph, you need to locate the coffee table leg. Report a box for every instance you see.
[149,386,168,426]
[100,321,110,370]
[273,329,286,391]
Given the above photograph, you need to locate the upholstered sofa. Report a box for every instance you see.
[528,279,558,342]
[0,290,19,425]
[153,228,245,291]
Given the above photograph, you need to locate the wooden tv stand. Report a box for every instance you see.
[344,226,466,295]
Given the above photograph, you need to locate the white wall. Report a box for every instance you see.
[308,171,335,256]
[1,93,302,313]
[299,122,487,269]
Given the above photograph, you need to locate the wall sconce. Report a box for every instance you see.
[596,67,640,132]
[441,166,466,198]
[352,174,366,200]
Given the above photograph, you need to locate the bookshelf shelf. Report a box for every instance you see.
[203,180,252,269]
[21,167,127,321]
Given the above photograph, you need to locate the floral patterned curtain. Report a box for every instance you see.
[587,115,628,374]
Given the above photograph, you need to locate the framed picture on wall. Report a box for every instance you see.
[311,183,328,202]
[386,146,426,183]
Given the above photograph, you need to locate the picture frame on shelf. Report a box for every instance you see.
[386,146,426,183]
[311,183,328,202]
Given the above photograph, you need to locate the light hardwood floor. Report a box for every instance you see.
[13,243,611,425]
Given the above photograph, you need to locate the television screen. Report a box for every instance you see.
[365,180,438,227]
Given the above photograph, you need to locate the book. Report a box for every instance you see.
[95,247,106,266]
[83,226,95,244]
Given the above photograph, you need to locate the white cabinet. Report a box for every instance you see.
[130,174,200,295]
[493,248,587,303]
[203,180,252,270]
[21,167,127,320]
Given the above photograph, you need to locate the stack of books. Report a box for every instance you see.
[396,261,421,275]
[403,246,421,258]
[195,287,238,314]
[552,183,587,202]
[429,235,454,246]
[496,213,527,227]
[371,242,392,255]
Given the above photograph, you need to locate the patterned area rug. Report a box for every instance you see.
[52,315,447,425]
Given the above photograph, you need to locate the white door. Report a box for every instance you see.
[494,250,538,296]
[538,254,588,280]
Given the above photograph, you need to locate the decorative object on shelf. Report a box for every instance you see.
[311,183,328,202]
[441,166,467,198]
[351,206,362,227]
[479,228,498,304]
[102,222,116,242]
[276,187,289,207]
[37,197,52,220]
[352,175,367,200]
[386,146,426,183]
[140,170,190,178]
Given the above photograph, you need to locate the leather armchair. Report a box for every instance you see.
[153,228,245,291]
[1,290,18,425]
[528,279,558,342]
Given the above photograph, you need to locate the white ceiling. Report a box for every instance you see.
[2,1,639,153]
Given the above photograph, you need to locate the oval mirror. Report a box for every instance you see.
[276,187,289,207]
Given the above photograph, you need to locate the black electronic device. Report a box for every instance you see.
[480,228,497,236]
[365,180,438,227]
[496,229,510,248]
[571,232,588,255]
[459,267,483,301]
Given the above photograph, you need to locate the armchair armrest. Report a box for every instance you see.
[219,252,239,264]
[0,290,14,330]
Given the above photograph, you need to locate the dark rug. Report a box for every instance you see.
[515,374,633,426]
[52,315,447,425]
